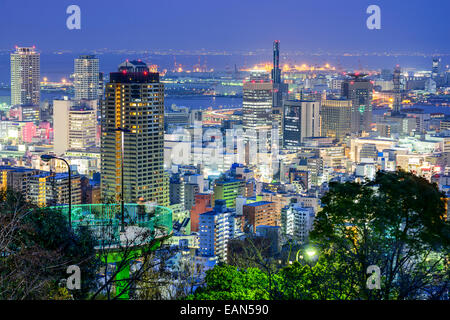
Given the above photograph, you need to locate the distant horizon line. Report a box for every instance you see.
[0,48,449,57]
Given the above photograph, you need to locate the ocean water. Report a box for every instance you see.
[0,51,445,85]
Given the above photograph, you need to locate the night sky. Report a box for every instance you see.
[0,0,449,52]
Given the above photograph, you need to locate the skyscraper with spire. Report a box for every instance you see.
[271,40,288,147]
[271,40,281,84]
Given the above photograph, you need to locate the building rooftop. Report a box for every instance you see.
[244,201,274,207]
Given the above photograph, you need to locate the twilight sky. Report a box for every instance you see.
[0,0,449,53]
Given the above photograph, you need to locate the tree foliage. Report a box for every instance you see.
[310,170,450,299]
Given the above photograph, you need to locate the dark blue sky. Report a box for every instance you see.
[0,0,449,52]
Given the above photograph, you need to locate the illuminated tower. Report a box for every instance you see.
[10,46,40,106]
[74,55,99,100]
[271,40,288,146]
[271,40,281,84]
[393,65,402,114]
[101,60,169,205]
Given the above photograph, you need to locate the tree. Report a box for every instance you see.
[310,170,450,300]
[0,189,99,300]
[187,265,272,300]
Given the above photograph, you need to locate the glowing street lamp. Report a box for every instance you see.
[306,248,317,259]
[296,247,318,264]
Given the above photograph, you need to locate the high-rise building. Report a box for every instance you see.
[242,72,273,141]
[271,40,281,84]
[282,100,320,149]
[53,99,97,155]
[74,55,100,100]
[101,60,169,205]
[271,41,289,145]
[198,200,238,263]
[10,46,40,106]
[321,98,352,142]
[432,57,442,80]
[341,73,373,134]
[393,65,402,114]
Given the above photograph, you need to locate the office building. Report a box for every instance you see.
[10,46,40,106]
[321,98,352,142]
[282,100,320,149]
[243,200,278,233]
[74,55,100,100]
[18,104,40,123]
[213,179,244,208]
[242,72,273,141]
[53,99,97,155]
[101,60,169,205]
[341,73,373,134]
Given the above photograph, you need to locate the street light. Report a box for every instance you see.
[296,247,318,265]
[41,154,72,230]
[108,126,131,233]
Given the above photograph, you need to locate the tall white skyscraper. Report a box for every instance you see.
[74,55,99,100]
[10,46,40,106]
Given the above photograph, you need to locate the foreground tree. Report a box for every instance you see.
[0,189,98,300]
[187,265,271,300]
[310,170,450,299]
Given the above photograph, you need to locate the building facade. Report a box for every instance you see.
[282,100,320,149]
[101,60,169,205]
[10,46,40,106]
[74,55,100,100]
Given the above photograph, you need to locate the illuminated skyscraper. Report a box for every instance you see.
[242,72,273,141]
[393,65,402,114]
[341,73,373,134]
[74,55,100,100]
[101,60,169,205]
[10,46,40,106]
[321,98,352,142]
[271,40,281,84]
[271,40,289,145]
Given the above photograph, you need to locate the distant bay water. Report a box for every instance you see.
[0,51,446,85]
